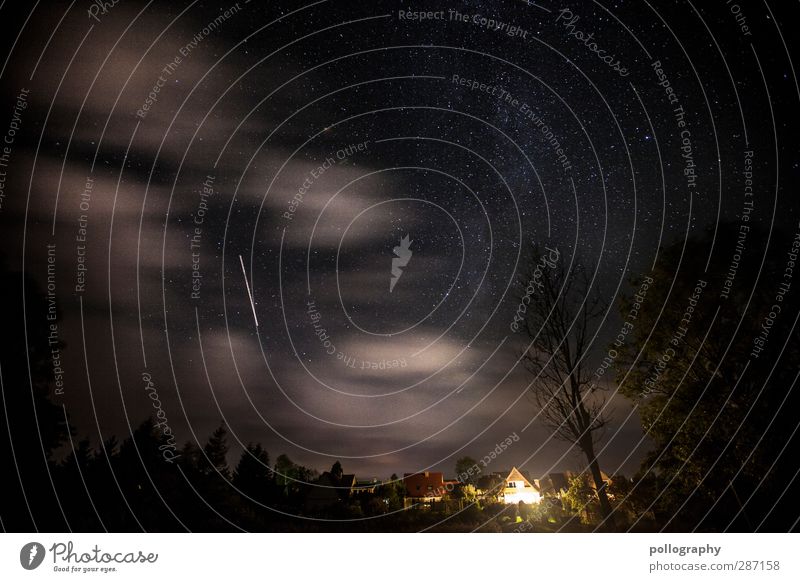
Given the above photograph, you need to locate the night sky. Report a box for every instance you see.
[1,0,798,482]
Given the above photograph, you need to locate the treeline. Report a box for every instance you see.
[49,421,400,531]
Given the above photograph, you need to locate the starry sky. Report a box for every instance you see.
[1,0,798,480]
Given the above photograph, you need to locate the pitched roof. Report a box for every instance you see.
[505,466,537,489]
[316,471,356,492]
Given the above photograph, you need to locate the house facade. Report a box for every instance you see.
[501,467,541,505]
[403,471,446,507]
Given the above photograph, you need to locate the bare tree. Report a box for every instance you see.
[515,247,613,523]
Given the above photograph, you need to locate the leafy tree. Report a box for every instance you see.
[274,453,296,496]
[115,419,186,530]
[615,223,800,530]
[58,438,103,530]
[562,473,613,526]
[203,423,230,479]
[0,258,72,530]
[273,453,316,500]
[233,443,272,504]
[178,441,204,474]
[455,483,478,503]
[378,476,402,511]
[476,474,503,502]
[390,473,404,496]
[454,456,481,485]
[62,438,93,474]
[605,475,655,529]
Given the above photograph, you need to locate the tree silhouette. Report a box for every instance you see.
[233,443,273,505]
[455,456,481,486]
[0,257,72,530]
[273,453,316,502]
[517,247,614,524]
[615,224,800,531]
[203,423,230,480]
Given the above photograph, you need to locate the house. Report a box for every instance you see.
[353,478,379,495]
[501,467,541,505]
[403,471,445,506]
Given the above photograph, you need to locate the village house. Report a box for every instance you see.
[403,471,445,508]
[500,467,541,505]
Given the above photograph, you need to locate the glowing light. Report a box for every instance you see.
[501,472,542,505]
[503,490,541,505]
